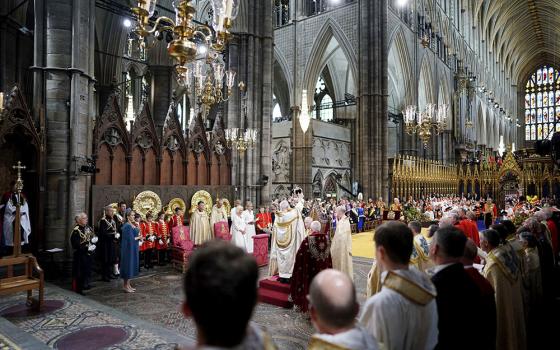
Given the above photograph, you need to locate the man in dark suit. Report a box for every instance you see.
[430,226,487,350]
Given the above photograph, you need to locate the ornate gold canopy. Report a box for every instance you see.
[190,190,213,215]
[165,197,187,216]
[133,190,162,220]
[221,198,231,217]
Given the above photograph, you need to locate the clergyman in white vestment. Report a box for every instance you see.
[268,199,306,279]
[1,193,31,246]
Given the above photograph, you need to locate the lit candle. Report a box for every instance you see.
[225,0,233,18]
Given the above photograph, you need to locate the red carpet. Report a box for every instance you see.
[258,276,293,308]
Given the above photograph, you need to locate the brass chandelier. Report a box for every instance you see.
[130,0,240,114]
[225,82,258,153]
[403,103,447,148]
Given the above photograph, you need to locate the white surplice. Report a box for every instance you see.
[359,268,438,350]
[268,201,305,278]
[312,326,379,350]
[1,194,31,246]
[242,209,256,253]
[231,213,247,251]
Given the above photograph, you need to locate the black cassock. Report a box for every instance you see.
[70,225,92,293]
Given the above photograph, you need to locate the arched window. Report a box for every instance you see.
[319,94,334,121]
[315,76,334,121]
[273,103,282,121]
[524,65,560,141]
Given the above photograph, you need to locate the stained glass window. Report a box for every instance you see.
[525,65,560,140]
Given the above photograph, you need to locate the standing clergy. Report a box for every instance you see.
[70,213,97,295]
[231,205,247,251]
[1,181,31,252]
[331,205,353,280]
[98,206,120,281]
[408,221,433,272]
[210,199,228,235]
[480,229,526,350]
[190,201,212,245]
[242,201,257,253]
[268,199,306,283]
[360,222,438,350]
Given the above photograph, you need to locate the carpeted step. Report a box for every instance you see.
[258,277,290,293]
[258,288,293,308]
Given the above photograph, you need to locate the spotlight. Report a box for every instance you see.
[396,0,409,6]
[123,18,132,28]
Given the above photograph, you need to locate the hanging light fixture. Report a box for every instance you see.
[129,0,240,114]
[225,82,258,153]
[299,90,311,133]
[403,103,447,148]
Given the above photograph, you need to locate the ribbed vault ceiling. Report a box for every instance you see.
[475,0,560,84]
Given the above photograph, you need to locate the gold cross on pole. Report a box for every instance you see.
[12,161,25,194]
[11,161,25,256]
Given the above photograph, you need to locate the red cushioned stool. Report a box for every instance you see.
[171,226,194,273]
[252,234,269,267]
[214,221,231,241]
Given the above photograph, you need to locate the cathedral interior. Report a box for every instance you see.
[1,0,560,349]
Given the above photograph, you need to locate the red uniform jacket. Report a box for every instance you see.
[157,220,170,250]
[256,212,272,232]
[140,221,157,251]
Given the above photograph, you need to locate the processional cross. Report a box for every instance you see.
[11,161,26,256]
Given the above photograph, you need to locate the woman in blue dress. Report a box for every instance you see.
[357,206,365,232]
[121,210,141,293]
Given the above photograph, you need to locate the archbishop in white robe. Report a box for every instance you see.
[242,209,256,253]
[359,268,438,350]
[268,200,305,279]
[1,194,31,246]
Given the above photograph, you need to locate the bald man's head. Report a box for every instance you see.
[309,269,357,330]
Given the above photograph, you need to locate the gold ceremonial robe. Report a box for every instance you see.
[366,260,382,297]
[410,234,434,272]
[190,210,212,245]
[268,205,306,278]
[483,246,527,350]
[331,216,353,281]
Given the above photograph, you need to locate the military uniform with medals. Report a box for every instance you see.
[70,224,97,294]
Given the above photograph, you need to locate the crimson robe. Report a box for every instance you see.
[290,232,332,312]
[546,219,558,255]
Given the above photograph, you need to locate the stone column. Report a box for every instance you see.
[37,0,95,256]
[228,0,273,205]
[356,0,389,199]
[150,65,173,131]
